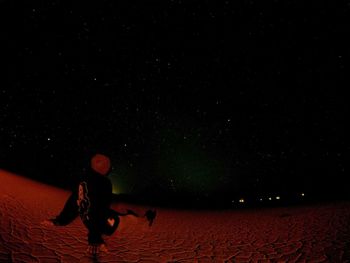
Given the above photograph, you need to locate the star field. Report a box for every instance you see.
[1,0,349,206]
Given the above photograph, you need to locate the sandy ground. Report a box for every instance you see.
[1,170,350,263]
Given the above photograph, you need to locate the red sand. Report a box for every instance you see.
[1,170,350,263]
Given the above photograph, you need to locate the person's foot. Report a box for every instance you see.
[144,209,157,226]
[87,243,108,255]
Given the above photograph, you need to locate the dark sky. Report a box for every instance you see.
[1,1,348,203]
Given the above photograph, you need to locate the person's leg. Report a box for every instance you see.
[84,217,105,244]
[83,217,108,254]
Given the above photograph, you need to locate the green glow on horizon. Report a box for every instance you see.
[109,164,135,194]
[157,139,225,195]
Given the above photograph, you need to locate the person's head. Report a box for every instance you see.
[91,153,111,175]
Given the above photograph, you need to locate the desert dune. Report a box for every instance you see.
[0,169,349,262]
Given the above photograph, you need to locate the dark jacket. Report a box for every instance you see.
[53,169,114,244]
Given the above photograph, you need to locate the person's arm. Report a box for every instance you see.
[50,191,79,226]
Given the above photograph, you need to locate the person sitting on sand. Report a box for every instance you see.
[42,153,154,255]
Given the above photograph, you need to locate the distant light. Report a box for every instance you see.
[259,198,263,201]
[47,137,51,141]
[239,198,245,203]
[301,193,305,197]
[232,200,234,203]
[276,196,280,200]
[268,197,272,201]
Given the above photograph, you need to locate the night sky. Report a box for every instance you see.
[1,1,348,206]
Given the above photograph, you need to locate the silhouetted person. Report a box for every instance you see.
[42,153,156,255]
[43,154,120,254]
[144,209,157,226]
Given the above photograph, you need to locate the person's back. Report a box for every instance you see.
[78,169,113,222]
[44,153,116,253]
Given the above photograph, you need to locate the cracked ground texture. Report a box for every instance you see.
[1,170,350,263]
